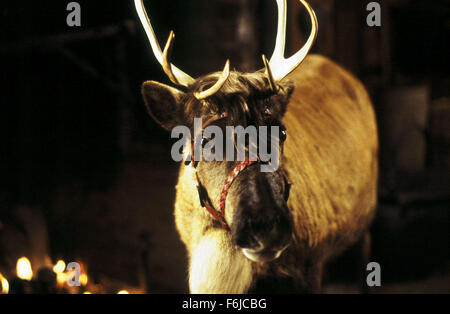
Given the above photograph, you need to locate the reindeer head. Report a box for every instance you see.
[136,0,317,262]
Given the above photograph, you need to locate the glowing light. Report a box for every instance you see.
[117,290,129,294]
[0,273,9,294]
[80,273,88,286]
[16,257,33,281]
[53,260,66,274]
[83,291,92,294]
[56,272,67,288]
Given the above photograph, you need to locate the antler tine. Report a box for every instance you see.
[194,60,231,100]
[162,31,181,85]
[135,0,194,86]
[262,54,278,93]
[270,0,288,64]
[267,0,318,82]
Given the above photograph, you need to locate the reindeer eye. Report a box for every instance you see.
[279,126,287,142]
[284,181,291,201]
[201,137,210,148]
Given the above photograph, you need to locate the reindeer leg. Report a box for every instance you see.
[189,230,253,294]
[302,260,324,293]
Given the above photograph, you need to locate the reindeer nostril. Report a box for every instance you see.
[232,231,261,250]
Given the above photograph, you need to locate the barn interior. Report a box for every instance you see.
[0,0,449,293]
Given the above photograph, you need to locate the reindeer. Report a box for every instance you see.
[135,0,378,293]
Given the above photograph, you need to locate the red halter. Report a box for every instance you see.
[196,159,257,230]
[187,112,258,231]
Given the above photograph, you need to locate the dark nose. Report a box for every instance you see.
[231,169,293,255]
[231,201,293,252]
[233,225,262,250]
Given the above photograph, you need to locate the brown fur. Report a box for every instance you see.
[167,54,378,293]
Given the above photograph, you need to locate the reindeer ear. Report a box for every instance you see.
[141,81,186,130]
[271,79,295,117]
[278,80,295,105]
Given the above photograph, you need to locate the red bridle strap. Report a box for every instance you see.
[196,158,257,231]
[190,112,258,231]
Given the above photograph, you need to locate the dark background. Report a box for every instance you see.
[0,0,449,293]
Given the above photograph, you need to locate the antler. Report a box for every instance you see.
[135,0,230,99]
[135,0,194,86]
[263,0,318,91]
[161,31,184,85]
[194,60,231,100]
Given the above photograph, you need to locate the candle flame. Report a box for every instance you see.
[53,260,66,274]
[16,257,33,281]
[56,272,67,287]
[80,273,88,286]
[0,273,9,294]
[117,290,129,294]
